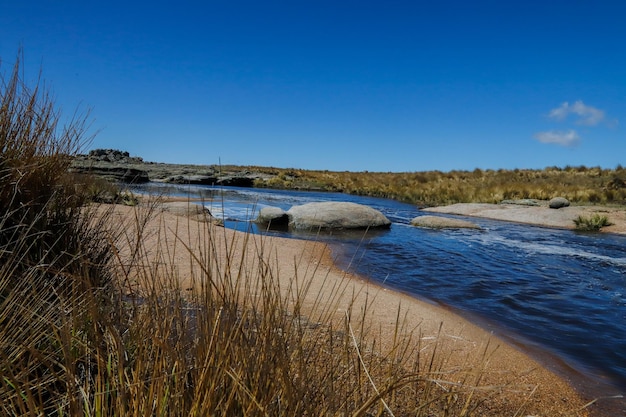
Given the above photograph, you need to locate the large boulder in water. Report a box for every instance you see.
[286,202,391,231]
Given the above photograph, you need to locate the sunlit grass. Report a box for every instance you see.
[1,52,594,416]
[248,165,626,207]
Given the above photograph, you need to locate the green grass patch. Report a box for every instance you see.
[573,214,613,231]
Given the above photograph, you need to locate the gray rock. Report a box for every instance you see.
[549,197,570,209]
[87,148,144,163]
[256,206,289,229]
[286,202,391,231]
[410,215,481,230]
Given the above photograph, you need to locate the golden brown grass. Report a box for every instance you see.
[75,153,626,208]
[247,165,626,207]
[1,53,594,416]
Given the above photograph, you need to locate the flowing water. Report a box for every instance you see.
[136,183,626,400]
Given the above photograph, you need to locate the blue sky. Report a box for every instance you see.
[1,1,624,172]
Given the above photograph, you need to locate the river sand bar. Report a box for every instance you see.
[107,199,615,416]
[423,203,626,235]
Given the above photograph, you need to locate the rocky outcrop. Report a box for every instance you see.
[87,149,144,163]
[71,149,149,183]
[71,149,267,187]
[549,197,570,209]
[70,165,150,183]
[286,202,391,231]
[410,215,481,230]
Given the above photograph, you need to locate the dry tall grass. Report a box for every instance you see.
[1,55,593,416]
[1,54,117,415]
[249,166,626,207]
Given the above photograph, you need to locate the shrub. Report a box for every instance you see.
[573,214,613,231]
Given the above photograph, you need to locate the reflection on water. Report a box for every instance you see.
[133,183,626,396]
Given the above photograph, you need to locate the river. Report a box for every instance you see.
[134,183,626,403]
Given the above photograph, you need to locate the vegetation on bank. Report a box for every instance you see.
[76,147,626,208]
[75,150,626,207]
[248,165,626,207]
[574,214,613,232]
[1,56,592,416]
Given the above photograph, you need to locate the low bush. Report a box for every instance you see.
[573,214,613,231]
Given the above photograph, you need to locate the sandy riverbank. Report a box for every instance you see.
[106,199,613,416]
[423,202,626,234]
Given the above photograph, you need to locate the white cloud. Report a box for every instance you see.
[534,130,580,147]
[548,100,605,126]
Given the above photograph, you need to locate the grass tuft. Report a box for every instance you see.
[573,214,613,231]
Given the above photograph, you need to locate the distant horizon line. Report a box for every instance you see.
[79,148,624,174]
